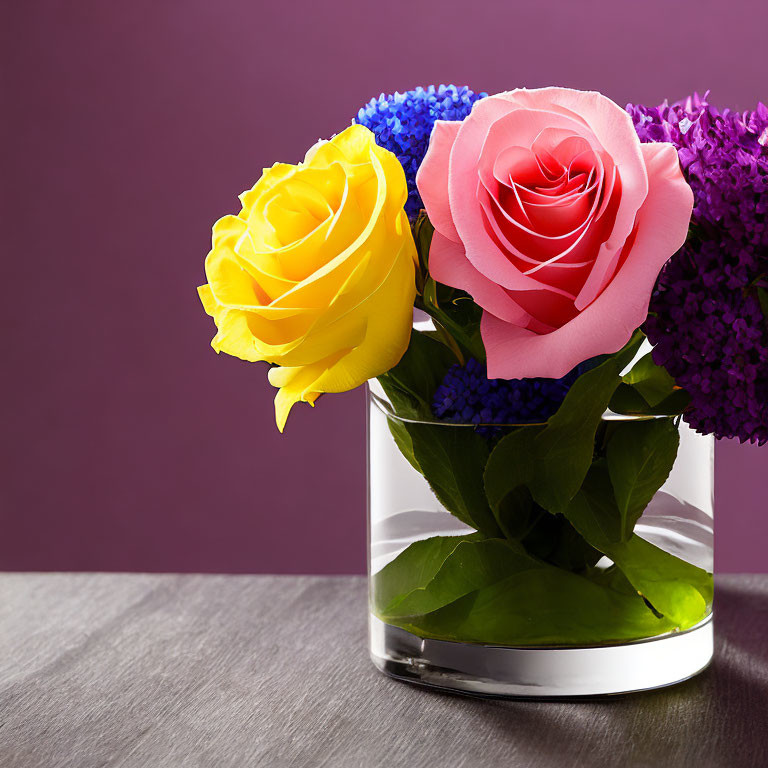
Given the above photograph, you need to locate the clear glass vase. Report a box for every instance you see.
[367,380,714,698]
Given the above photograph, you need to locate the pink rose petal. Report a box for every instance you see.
[482,142,693,379]
[429,229,533,326]
[415,120,462,242]
[414,87,693,379]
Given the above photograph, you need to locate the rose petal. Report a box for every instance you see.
[482,141,693,379]
[477,183,583,293]
[415,120,462,242]
[492,89,650,311]
[428,229,534,326]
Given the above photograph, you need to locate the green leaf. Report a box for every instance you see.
[412,569,679,645]
[385,418,421,474]
[373,535,476,617]
[492,485,537,539]
[404,421,501,537]
[544,515,605,571]
[484,424,543,512]
[571,461,623,543]
[377,330,456,420]
[485,330,644,516]
[563,463,712,628]
[758,287,768,327]
[414,213,486,362]
[606,418,680,541]
[376,329,502,535]
[492,485,602,570]
[609,536,712,626]
[418,281,486,362]
[413,211,434,280]
[610,383,691,416]
[378,538,530,620]
[622,352,679,407]
[609,383,652,414]
[376,330,500,535]
[373,535,679,645]
[609,352,690,416]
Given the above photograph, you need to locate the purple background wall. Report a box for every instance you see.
[2,0,766,574]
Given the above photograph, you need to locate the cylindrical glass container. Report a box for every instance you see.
[367,380,714,697]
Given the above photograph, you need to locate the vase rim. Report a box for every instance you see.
[367,384,672,428]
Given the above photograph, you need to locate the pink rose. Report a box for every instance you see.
[416,87,693,379]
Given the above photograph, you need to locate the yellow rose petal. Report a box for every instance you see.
[198,124,417,431]
[269,362,329,433]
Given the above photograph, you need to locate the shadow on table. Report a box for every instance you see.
[408,579,768,768]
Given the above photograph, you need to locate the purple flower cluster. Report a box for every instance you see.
[432,357,582,435]
[627,94,768,444]
[355,85,486,218]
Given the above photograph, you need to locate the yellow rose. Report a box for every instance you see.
[198,124,417,431]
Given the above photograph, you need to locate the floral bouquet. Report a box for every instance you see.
[199,86,767,695]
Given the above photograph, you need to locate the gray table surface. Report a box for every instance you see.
[0,574,766,768]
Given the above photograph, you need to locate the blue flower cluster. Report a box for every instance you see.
[355,85,486,218]
[627,94,768,444]
[432,358,584,435]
